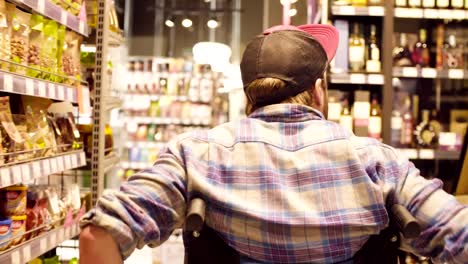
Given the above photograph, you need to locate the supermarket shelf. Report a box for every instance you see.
[398,148,460,160]
[330,72,384,85]
[125,141,166,149]
[125,116,212,126]
[103,153,120,173]
[331,6,385,16]
[121,161,153,170]
[109,31,125,46]
[123,94,211,104]
[103,96,123,111]
[0,150,86,189]
[0,70,82,103]
[394,8,468,20]
[0,221,80,263]
[393,67,468,79]
[11,0,88,36]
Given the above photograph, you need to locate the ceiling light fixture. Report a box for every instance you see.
[207,18,218,29]
[165,17,175,27]
[182,18,193,28]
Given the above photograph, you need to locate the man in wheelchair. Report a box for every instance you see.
[79,24,468,264]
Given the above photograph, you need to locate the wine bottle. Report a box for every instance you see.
[400,96,413,147]
[366,24,381,73]
[393,33,413,67]
[349,23,366,72]
[339,99,353,132]
[412,29,430,67]
[369,96,382,139]
[443,32,464,69]
[414,110,438,148]
[422,0,436,7]
[391,110,403,147]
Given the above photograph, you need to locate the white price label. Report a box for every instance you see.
[57,85,65,100]
[21,164,30,182]
[400,149,418,159]
[56,157,64,172]
[438,9,451,19]
[1,168,10,187]
[22,245,31,262]
[11,250,20,264]
[49,232,57,247]
[80,152,86,165]
[419,149,435,159]
[421,68,437,78]
[71,154,78,167]
[48,158,56,174]
[3,74,13,92]
[368,6,384,16]
[37,0,45,13]
[68,87,75,101]
[65,227,71,239]
[38,82,46,97]
[60,10,67,25]
[64,155,72,169]
[424,9,438,19]
[33,161,41,177]
[40,239,47,254]
[453,10,465,20]
[448,69,464,79]
[402,67,418,77]
[368,74,384,84]
[350,74,366,84]
[25,78,34,95]
[339,6,356,15]
[58,229,64,242]
[11,166,21,184]
[42,159,51,175]
[79,20,85,34]
[48,83,56,99]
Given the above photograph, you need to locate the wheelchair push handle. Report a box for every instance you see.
[391,204,421,239]
[185,198,206,237]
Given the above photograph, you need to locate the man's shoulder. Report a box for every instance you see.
[350,136,399,161]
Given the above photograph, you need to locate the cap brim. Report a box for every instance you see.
[297,24,339,62]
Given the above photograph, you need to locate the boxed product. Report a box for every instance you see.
[10,8,31,75]
[0,218,11,250]
[27,14,44,78]
[0,0,10,70]
[1,185,27,216]
[10,215,26,245]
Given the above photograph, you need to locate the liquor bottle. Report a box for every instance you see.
[395,0,408,6]
[393,33,413,67]
[400,96,413,147]
[368,96,382,139]
[451,0,464,8]
[422,0,436,7]
[349,23,366,72]
[443,32,464,69]
[391,110,403,147]
[366,24,381,73]
[339,99,353,132]
[368,0,383,5]
[414,110,438,148]
[435,24,444,69]
[408,0,422,7]
[412,29,430,67]
[436,0,450,8]
[351,0,367,6]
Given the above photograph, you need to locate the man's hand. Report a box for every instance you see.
[80,225,123,264]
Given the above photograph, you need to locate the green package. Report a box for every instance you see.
[56,25,66,83]
[42,19,58,82]
[27,14,44,78]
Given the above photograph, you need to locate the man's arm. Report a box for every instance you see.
[80,225,122,264]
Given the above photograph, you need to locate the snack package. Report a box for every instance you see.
[45,188,62,227]
[25,106,58,157]
[10,8,31,75]
[2,185,27,216]
[10,215,26,245]
[56,25,66,83]
[50,113,81,151]
[0,97,29,163]
[0,218,11,250]
[27,14,44,78]
[63,31,82,85]
[42,19,58,82]
[12,114,34,160]
[0,0,10,70]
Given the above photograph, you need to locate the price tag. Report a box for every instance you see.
[420,149,435,159]
[56,156,64,172]
[350,74,366,84]
[21,164,30,182]
[49,232,57,247]
[448,69,464,79]
[57,85,65,100]
[37,0,45,13]
[421,68,437,78]
[453,10,465,20]
[48,83,56,99]
[438,9,451,19]
[400,149,418,160]
[368,6,384,16]
[33,161,41,177]
[424,9,438,19]
[40,239,47,254]
[79,20,85,34]
[42,159,51,175]
[368,74,384,85]
[22,245,31,262]
[65,227,71,239]
[402,67,418,77]
[3,74,13,92]
[11,166,21,184]
[64,155,72,169]
[71,154,78,168]
[47,158,55,174]
[80,152,86,165]
[11,250,20,264]
[60,10,67,25]
[339,6,356,15]
[67,87,75,102]
[58,229,64,242]
[25,78,34,95]
[1,168,10,187]
[38,81,46,97]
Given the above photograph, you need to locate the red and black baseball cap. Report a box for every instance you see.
[241,24,339,101]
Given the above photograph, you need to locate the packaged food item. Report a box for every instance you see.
[27,14,44,78]
[10,8,31,75]
[10,215,26,245]
[56,25,66,83]
[12,114,34,160]
[48,103,81,151]
[25,106,58,157]
[0,97,29,163]
[42,19,58,81]
[36,189,51,234]
[62,31,82,85]
[45,188,61,227]
[26,187,40,240]
[0,0,10,70]
[2,185,27,216]
[0,218,11,250]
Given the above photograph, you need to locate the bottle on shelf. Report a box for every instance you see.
[366,24,381,73]
[412,29,430,67]
[436,0,450,8]
[408,0,422,7]
[368,96,382,140]
[391,110,403,147]
[414,110,438,148]
[422,0,436,7]
[395,0,408,7]
[451,0,464,8]
[349,23,366,72]
[393,33,413,67]
[339,99,353,132]
[401,96,413,147]
[443,31,464,69]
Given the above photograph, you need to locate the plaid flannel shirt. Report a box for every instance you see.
[80,104,468,263]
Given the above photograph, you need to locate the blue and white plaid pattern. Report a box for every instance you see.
[80,104,468,263]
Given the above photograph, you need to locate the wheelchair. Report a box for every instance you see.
[183,198,421,264]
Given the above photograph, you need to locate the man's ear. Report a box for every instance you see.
[313,78,324,108]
